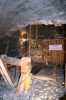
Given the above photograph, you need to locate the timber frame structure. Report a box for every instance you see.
[0,24,66,88]
[0,55,31,93]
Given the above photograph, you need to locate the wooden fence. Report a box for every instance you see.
[43,39,64,65]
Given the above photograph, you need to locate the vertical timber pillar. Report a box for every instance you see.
[29,25,31,57]
[17,57,31,93]
[35,25,38,47]
[65,64,66,88]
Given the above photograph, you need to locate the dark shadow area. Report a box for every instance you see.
[31,63,44,74]
[59,93,66,100]
[31,62,56,75]
[0,97,4,100]
[0,37,19,57]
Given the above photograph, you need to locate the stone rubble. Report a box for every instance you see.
[0,68,66,100]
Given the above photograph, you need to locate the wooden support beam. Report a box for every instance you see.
[1,55,21,66]
[29,25,31,57]
[0,59,15,90]
[17,57,31,93]
[35,25,38,39]
[0,68,8,85]
[0,55,31,93]
[35,25,38,49]
[5,43,9,55]
[31,74,55,81]
[65,64,66,88]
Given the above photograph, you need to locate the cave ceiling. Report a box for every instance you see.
[0,0,66,35]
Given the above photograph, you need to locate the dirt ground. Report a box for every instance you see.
[0,65,66,100]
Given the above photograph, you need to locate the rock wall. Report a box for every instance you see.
[0,0,66,35]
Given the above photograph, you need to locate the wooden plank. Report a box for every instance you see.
[0,68,8,84]
[62,40,64,65]
[50,39,54,63]
[59,40,62,65]
[17,74,26,93]
[17,57,31,93]
[31,68,55,81]
[5,43,9,55]
[28,25,31,57]
[0,56,31,93]
[47,39,63,65]
[0,59,15,90]
[1,55,21,66]
[31,74,55,81]
[56,40,59,64]
[65,64,66,88]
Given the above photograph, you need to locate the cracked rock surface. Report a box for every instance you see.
[0,0,66,34]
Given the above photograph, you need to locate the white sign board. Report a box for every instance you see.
[49,44,62,50]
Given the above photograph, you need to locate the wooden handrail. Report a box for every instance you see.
[0,55,31,93]
[0,55,31,67]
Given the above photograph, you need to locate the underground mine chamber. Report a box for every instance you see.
[0,24,66,99]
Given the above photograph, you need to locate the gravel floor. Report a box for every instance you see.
[0,68,66,100]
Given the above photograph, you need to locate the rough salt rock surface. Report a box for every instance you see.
[0,0,66,34]
[0,68,66,100]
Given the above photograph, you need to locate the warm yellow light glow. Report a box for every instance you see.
[19,28,28,45]
[20,28,27,36]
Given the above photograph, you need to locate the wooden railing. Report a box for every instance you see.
[0,55,31,93]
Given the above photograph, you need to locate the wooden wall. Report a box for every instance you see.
[26,25,64,65]
[43,39,64,65]
[64,38,66,62]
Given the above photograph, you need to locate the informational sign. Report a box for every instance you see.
[49,44,62,50]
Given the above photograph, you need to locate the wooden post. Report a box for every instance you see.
[5,43,9,55]
[17,57,31,93]
[0,59,15,90]
[0,55,31,93]
[65,63,66,88]
[1,55,21,66]
[0,68,9,85]
[35,25,38,48]
[54,38,57,79]
[29,25,31,57]
[35,25,38,39]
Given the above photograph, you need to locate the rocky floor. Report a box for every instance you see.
[0,67,66,100]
